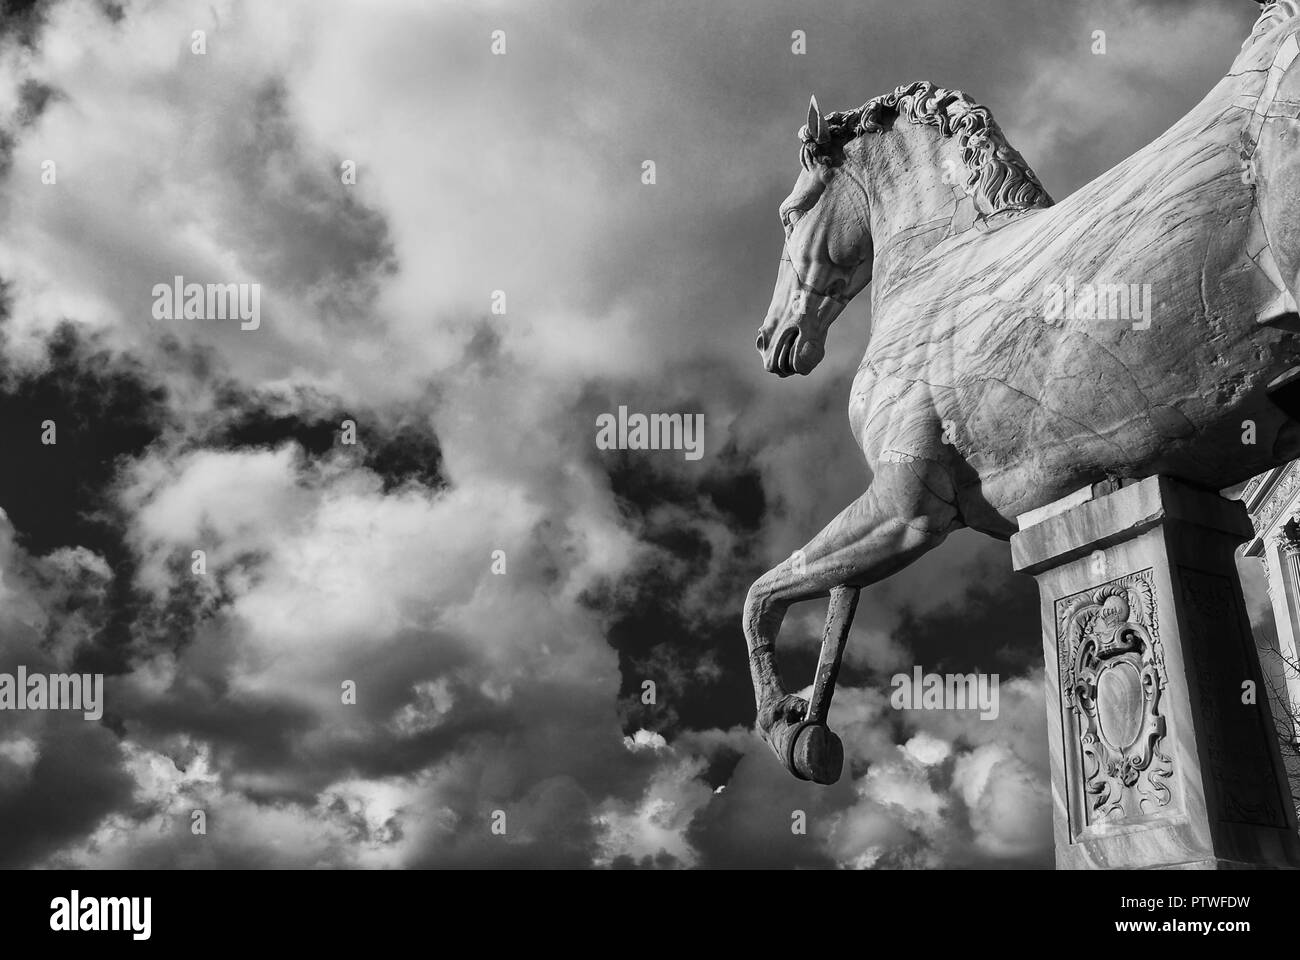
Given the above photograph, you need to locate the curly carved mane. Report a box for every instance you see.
[1245,1,1300,49]
[799,80,1053,216]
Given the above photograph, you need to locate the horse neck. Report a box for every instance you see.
[854,127,968,293]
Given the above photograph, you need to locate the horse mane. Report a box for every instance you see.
[799,80,1054,216]
[1244,1,1299,50]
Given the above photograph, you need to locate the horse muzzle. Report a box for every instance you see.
[758,325,825,377]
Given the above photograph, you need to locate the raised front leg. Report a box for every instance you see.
[768,584,860,784]
[744,460,961,781]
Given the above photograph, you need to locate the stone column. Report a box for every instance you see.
[1282,519,1300,603]
[1011,475,1300,870]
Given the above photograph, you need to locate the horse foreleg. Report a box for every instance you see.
[743,468,960,780]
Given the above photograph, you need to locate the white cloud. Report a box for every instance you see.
[623,729,668,753]
[594,751,713,867]
[904,731,952,766]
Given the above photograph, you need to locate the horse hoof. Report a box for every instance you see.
[791,724,843,785]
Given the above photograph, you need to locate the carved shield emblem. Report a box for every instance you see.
[1057,571,1173,824]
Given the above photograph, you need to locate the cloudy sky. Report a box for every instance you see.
[0,0,1276,869]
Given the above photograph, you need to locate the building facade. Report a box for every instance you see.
[1241,466,1300,749]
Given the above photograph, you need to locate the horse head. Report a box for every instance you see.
[756,85,1054,379]
[756,96,874,378]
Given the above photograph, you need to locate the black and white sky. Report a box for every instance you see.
[0,0,1276,869]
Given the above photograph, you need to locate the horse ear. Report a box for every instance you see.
[808,95,825,142]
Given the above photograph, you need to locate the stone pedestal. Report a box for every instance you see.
[1011,475,1300,869]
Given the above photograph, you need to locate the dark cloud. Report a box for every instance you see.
[0,0,48,46]
[0,323,167,557]
[889,574,1043,680]
[0,323,168,677]
[210,392,446,492]
[0,719,134,868]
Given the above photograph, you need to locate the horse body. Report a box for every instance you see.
[746,2,1300,780]
[858,48,1295,533]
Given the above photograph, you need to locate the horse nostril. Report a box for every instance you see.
[756,332,767,352]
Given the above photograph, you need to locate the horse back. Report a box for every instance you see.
[854,15,1300,511]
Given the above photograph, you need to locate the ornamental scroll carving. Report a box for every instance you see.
[1254,463,1300,528]
[1057,570,1174,825]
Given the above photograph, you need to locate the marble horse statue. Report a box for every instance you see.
[746,0,1300,783]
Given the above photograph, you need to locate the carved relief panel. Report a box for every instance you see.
[1055,569,1176,833]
